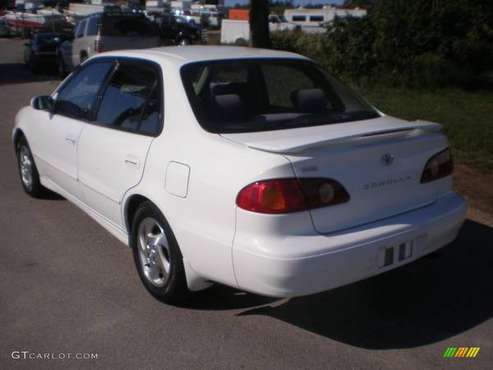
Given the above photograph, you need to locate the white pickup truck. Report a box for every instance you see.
[220,15,298,44]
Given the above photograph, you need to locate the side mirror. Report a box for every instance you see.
[31,95,55,112]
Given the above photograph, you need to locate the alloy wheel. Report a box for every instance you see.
[19,145,33,190]
[137,217,171,287]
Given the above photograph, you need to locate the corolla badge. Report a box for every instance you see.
[381,153,395,166]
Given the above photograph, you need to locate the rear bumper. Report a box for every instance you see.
[232,192,467,297]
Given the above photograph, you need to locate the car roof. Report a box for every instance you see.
[99,46,308,67]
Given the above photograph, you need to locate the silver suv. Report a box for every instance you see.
[57,11,159,76]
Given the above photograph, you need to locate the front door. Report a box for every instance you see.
[77,59,163,227]
[31,60,114,199]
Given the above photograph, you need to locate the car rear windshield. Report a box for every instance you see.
[181,59,380,133]
[100,16,156,37]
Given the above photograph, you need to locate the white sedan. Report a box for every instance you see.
[13,46,467,302]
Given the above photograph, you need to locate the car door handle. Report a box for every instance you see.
[65,135,77,145]
[124,156,140,168]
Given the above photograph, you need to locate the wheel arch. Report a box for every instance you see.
[124,193,152,235]
[12,128,26,150]
[123,192,212,292]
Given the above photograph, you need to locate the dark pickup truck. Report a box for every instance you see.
[150,13,205,46]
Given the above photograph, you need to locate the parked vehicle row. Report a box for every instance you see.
[13,46,467,303]
[20,9,205,75]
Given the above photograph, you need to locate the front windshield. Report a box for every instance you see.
[181,59,380,133]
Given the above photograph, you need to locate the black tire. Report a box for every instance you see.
[131,201,189,303]
[234,38,249,46]
[28,53,39,74]
[57,54,67,78]
[23,50,29,66]
[16,136,45,197]
[80,52,88,64]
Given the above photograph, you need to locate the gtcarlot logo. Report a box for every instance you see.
[11,351,98,360]
[443,347,480,358]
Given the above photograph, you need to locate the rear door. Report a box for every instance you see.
[77,59,163,226]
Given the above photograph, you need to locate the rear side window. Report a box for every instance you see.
[86,16,99,36]
[76,20,86,38]
[96,61,162,136]
[100,16,155,37]
[56,62,113,120]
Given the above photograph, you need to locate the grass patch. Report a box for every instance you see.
[355,87,493,171]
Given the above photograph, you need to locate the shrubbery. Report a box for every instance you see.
[271,0,493,88]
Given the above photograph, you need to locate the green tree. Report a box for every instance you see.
[274,0,493,88]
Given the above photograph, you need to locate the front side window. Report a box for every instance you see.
[86,16,99,36]
[181,59,379,133]
[55,62,113,120]
[96,61,162,136]
[76,20,86,38]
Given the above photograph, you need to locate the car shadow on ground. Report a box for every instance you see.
[0,63,58,85]
[185,220,493,349]
[38,190,65,200]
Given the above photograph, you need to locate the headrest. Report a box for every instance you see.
[290,88,329,113]
[211,82,245,96]
[213,94,247,121]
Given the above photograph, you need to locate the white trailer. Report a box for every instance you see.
[68,3,105,16]
[284,6,367,28]
[221,18,298,44]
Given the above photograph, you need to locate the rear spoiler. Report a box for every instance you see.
[245,120,443,154]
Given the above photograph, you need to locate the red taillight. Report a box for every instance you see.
[94,39,103,53]
[236,178,350,214]
[421,148,453,183]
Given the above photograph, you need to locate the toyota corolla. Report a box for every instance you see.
[12,46,467,302]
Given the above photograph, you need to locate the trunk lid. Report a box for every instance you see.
[222,116,450,233]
